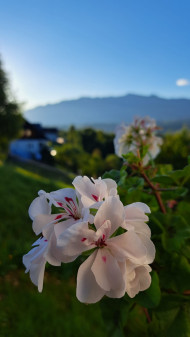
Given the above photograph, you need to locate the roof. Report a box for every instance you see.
[21,121,47,140]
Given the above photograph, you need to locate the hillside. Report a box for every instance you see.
[24,94,190,128]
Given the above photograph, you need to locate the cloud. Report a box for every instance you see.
[176,78,190,87]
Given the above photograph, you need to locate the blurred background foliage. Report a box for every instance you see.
[156,128,190,169]
[0,58,23,161]
[55,125,190,176]
[55,126,122,177]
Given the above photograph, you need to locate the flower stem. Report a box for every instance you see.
[143,307,151,323]
[141,171,166,214]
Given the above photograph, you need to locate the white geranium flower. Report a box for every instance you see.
[24,175,155,302]
[114,116,163,165]
[114,124,137,158]
[143,136,163,165]
[29,187,93,239]
[26,187,94,268]
[23,236,61,292]
[56,196,153,303]
[72,176,118,208]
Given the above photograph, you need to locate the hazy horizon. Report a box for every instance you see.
[24,92,190,111]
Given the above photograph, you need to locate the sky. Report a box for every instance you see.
[0,0,190,109]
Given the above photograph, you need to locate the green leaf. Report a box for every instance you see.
[122,152,140,164]
[149,212,166,232]
[159,293,190,311]
[169,169,184,182]
[124,304,149,336]
[168,164,190,185]
[166,304,190,337]
[182,164,190,185]
[161,187,188,200]
[102,169,120,182]
[161,229,190,253]
[181,241,190,259]
[156,164,173,175]
[174,187,188,197]
[172,255,190,292]
[159,254,190,292]
[161,214,190,253]
[118,167,127,186]
[126,177,144,192]
[151,175,174,185]
[177,201,190,221]
[100,298,132,336]
[149,308,179,336]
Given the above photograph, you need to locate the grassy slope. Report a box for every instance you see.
[0,163,104,337]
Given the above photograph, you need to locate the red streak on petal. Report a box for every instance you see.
[44,239,48,242]
[102,256,106,263]
[102,234,105,240]
[92,194,98,202]
[65,197,73,203]
[57,202,63,207]
[64,206,73,216]
[55,214,62,220]
[81,237,87,242]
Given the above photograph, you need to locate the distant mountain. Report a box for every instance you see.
[24,94,190,129]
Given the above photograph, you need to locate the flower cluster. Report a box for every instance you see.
[23,176,155,303]
[114,116,163,165]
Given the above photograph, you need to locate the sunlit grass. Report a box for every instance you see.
[14,165,71,188]
[15,166,50,182]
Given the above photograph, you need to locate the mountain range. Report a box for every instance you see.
[24,94,190,130]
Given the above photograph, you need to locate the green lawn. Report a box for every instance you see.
[0,162,105,337]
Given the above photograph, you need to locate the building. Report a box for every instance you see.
[9,121,60,161]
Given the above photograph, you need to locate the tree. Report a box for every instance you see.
[156,128,190,169]
[0,57,23,155]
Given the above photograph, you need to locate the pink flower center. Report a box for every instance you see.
[95,234,107,248]
[57,197,80,220]
[64,197,80,220]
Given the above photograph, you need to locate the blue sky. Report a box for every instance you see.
[0,0,190,109]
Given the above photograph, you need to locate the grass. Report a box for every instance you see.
[0,271,104,337]
[0,162,71,272]
[0,162,105,337]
